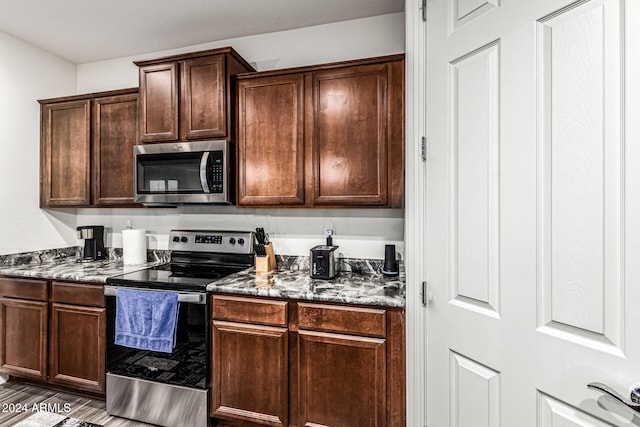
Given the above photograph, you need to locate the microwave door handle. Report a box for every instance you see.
[199,152,211,193]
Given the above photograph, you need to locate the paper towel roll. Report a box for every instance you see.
[122,229,147,265]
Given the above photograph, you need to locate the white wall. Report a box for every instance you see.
[77,207,405,260]
[3,13,405,258]
[77,13,405,92]
[0,31,78,255]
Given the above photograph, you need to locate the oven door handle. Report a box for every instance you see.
[104,285,207,304]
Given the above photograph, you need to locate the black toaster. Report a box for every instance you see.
[310,245,339,279]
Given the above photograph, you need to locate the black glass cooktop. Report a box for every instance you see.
[107,263,247,291]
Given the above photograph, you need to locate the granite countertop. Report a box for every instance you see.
[206,256,406,308]
[0,248,405,308]
[0,247,168,284]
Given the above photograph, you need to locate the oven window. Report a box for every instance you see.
[136,152,204,194]
[106,298,208,389]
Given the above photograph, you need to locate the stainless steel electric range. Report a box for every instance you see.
[105,229,254,427]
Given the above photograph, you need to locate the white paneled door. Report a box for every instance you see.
[426,0,640,425]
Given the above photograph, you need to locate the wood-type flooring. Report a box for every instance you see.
[0,381,155,426]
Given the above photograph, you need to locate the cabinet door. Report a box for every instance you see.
[139,62,179,142]
[310,63,390,206]
[0,297,48,381]
[298,330,386,427]
[211,320,288,427]
[181,55,227,140]
[49,303,105,393]
[237,74,305,205]
[92,93,139,206]
[40,100,91,206]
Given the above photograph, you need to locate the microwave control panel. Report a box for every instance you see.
[210,151,224,193]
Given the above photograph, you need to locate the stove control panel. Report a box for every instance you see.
[168,230,255,254]
[194,235,223,245]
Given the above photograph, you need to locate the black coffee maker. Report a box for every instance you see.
[77,225,106,261]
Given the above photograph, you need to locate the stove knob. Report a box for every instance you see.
[237,238,245,246]
[229,237,236,245]
[180,236,188,243]
[172,236,180,243]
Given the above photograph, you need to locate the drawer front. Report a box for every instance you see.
[212,295,288,326]
[0,277,48,301]
[297,303,387,338]
[52,282,104,307]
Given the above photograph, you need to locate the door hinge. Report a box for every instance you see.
[421,137,427,162]
[421,0,427,21]
[421,281,428,307]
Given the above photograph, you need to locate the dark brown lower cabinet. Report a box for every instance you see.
[0,277,106,395]
[211,295,405,427]
[297,330,386,427]
[49,303,105,393]
[0,297,48,381]
[211,321,288,427]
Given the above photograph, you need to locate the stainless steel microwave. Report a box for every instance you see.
[134,140,233,205]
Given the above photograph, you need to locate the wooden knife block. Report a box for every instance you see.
[255,242,277,272]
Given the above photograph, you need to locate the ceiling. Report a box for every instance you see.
[0,0,404,64]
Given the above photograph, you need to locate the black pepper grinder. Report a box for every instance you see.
[382,244,399,277]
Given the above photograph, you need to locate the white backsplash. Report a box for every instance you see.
[76,206,404,260]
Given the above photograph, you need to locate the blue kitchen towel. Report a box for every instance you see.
[115,288,179,353]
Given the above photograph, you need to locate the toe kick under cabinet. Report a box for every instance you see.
[210,295,406,427]
[0,277,105,395]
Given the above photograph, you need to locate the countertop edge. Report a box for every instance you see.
[207,285,406,308]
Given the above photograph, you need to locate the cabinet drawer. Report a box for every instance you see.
[0,277,48,301]
[52,282,104,307]
[297,303,386,338]
[212,295,288,327]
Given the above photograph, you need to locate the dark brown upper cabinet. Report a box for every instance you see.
[311,63,390,206]
[237,74,306,206]
[92,92,139,206]
[39,88,139,208]
[137,62,178,142]
[236,55,405,208]
[134,47,254,143]
[40,99,91,207]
